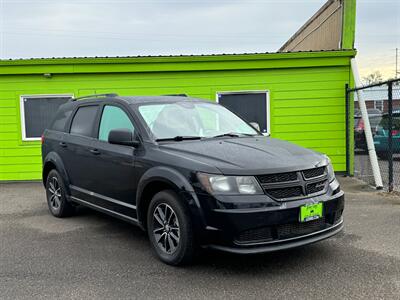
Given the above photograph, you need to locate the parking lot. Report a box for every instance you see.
[1,177,399,300]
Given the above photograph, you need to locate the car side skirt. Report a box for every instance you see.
[70,195,142,228]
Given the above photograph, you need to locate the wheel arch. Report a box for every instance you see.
[42,152,71,195]
[136,166,202,230]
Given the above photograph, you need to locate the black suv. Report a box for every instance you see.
[42,94,344,265]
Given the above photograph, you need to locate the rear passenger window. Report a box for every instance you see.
[99,106,135,141]
[70,106,98,137]
[51,108,73,132]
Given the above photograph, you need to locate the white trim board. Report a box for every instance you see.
[216,90,270,135]
[20,94,74,141]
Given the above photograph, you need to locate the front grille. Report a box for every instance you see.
[307,180,327,194]
[235,227,273,244]
[302,167,326,179]
[256,166,328,201]
[257,172,298,184]
[277,217,326,239]
[266,186,303,199]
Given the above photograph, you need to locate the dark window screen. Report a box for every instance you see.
[70,105,99,137]
[218,93,268,133]
[23,96,71,138]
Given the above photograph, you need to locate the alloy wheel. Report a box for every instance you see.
[48,176,61,210]
[152,203,180,254]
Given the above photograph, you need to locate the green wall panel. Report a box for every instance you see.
[0,51,355,180]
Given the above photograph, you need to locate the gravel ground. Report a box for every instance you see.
[0,177,399,300]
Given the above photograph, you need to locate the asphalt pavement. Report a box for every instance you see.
[0,177,399,299]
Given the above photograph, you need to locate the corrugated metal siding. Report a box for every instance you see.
[0,52,353,180]
[279,0,343,52]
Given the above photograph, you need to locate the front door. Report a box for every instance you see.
[89,104,139,219]
[217,92,269,134]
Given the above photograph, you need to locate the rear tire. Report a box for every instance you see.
[45,169,75,218]
[147,190,195,266]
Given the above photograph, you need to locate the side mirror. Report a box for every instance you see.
[250,122,260,131]
[108,128,140,147]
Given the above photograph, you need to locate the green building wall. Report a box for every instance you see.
[0,50,356,181]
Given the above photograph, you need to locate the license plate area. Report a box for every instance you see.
[300,202,323,222]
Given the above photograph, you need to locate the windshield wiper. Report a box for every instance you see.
[211,132,257,138]
[156,136,203,142]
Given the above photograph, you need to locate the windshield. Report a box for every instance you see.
[369,116,383,128]
[137,101,259,140]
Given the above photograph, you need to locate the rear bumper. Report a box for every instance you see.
[374,137,400,153]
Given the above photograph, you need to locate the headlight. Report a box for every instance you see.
[326,157,335,182]
[197,173,264,195]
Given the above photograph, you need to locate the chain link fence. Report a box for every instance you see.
[348,79,400,192]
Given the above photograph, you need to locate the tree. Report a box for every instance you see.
[362,71,383,85]
[386,77,400,86]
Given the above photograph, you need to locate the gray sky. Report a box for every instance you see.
[0,0,399,79]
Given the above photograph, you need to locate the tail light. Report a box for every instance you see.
[41,134,45,144]
[392,130,399,136]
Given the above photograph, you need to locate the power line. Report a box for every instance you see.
[3,31,283,45]
[3,26,286,38]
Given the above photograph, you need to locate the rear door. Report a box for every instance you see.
[42,105,74,166]
[217,92,269,134]
[63,104,100,196]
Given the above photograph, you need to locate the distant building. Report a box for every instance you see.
[354,86,400,113]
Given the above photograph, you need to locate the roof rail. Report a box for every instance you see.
[163,94,188,97]
[71,93,118,102]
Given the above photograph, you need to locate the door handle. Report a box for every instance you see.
[90,149,100,155]
[59,142,67,148]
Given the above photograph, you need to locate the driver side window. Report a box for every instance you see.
[98,105,135,141]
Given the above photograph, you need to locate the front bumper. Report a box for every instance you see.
[207,220,343,254]
[197,180,344,254]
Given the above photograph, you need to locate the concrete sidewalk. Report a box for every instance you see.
[0,177,399,299]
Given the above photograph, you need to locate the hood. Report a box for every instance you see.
[159,136,327,175]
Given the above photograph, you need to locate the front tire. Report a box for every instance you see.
[147,190,195,266]
[45,169,74,218]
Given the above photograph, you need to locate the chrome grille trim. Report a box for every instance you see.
[256,166,328,201]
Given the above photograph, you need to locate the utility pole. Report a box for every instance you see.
[0,0,3,59]
[396,48,399,78]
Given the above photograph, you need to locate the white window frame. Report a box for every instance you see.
[215,90,270,135]
[374,100,384,111]
[20,94,74,141]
